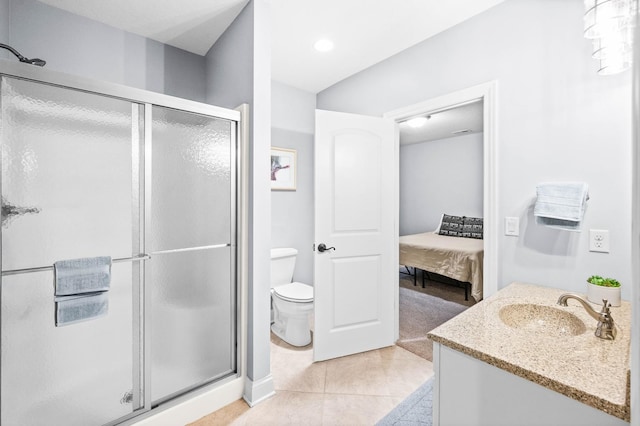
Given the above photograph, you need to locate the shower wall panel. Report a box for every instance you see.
[1,77,135,269]
[1,265,135,425]
[150,106,232,251]
[0,71,239,425]
[150,248,234,402]
[0,77,139,425]
[149,105,236,404]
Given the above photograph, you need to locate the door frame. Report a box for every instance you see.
[383,81,498,340]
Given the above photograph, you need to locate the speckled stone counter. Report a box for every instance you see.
[427,282,631,421]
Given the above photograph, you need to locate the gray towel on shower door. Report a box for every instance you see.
[53,256,112,296]
[55,292,109,327]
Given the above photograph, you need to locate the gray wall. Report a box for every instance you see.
[400,133,483,236]
[205,0,273,400]
[318,0,632,300]
[0,0,9,60]
[205,5,253,108]
[271,128,314,284]
[271,81,316,285]
[1,0,206,102]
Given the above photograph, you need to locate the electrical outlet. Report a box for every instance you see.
[589,229,610,253]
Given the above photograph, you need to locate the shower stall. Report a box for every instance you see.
[0,62,243,425]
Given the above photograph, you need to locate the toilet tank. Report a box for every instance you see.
[270,248,298,287]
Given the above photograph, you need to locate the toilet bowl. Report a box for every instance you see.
[270,248,314,346]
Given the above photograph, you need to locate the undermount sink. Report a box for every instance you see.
[499,303,587,336]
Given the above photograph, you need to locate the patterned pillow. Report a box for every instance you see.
[461,216,483,239]
[438,214,464,237]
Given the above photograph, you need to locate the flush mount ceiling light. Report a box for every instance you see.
[405,115,431,128]
[583,0,637,74]
[313,39,334,52]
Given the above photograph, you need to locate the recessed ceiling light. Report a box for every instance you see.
[314,39,334,52]
[405,116,429,128]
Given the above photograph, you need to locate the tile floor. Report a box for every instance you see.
[190,334,434,425]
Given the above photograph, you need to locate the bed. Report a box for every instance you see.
[399,232,484,302]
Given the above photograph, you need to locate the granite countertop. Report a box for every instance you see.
[427,282,631,421]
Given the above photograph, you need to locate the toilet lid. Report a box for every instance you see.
[273,282,313,303]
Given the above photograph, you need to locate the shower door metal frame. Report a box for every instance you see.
[0,61,244,425]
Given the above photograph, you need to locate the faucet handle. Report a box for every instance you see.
[596,299,616,340]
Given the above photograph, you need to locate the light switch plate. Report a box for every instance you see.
[505,217,519,236]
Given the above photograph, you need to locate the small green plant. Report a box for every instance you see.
[587,275,621,287]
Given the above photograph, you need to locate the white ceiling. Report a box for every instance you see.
[36,0,505,94]
[399,101,483,145]
[36,0,502,138]
[271,0,505,93]
[37,0,250,56]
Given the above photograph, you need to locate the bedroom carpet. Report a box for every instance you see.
[397,277,470,361]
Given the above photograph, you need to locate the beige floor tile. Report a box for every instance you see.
[377,344,425,361]
[240,390,325,426]
[192,391,326,426]
[321,394,400,425]
[383,356,433,398]
[375,345,434,398]
[323,350,390,396]
[189,399,251,426]
[194,343,433,425]
[270,332,327,393]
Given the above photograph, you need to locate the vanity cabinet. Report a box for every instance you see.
[433,343,628,426]
[427,283,631,426]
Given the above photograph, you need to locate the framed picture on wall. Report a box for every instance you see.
[271,147,297,191]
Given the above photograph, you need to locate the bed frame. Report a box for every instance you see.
[399,232,484,302]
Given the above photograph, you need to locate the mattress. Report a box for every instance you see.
[399,232,484,301]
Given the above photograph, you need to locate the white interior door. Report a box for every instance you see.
[314,109,396,362]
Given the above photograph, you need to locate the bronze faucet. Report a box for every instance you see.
[557,293,616,340]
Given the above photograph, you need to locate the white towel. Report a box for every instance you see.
[534,182,589,231]
[53,256,111,296]
[55,292,109,327]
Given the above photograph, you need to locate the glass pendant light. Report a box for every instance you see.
[584,0,637,74]
[584,0,634,39]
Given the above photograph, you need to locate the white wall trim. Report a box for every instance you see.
[236,102,276,408]
[236,103,250,383]
[384,81,499,339]
[242,374,276,407]
[630,19,639,426]
[432,342,441,426]
[237,104,275,407]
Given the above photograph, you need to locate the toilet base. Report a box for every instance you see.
[271,316,311,347]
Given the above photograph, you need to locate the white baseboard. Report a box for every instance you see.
[243,374,275,407]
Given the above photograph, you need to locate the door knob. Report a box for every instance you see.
[317,243,335,253]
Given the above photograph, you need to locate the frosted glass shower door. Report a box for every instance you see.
[149,106,236,403]
[0,77,141,425]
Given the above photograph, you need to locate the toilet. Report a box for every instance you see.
[270,248,314,347]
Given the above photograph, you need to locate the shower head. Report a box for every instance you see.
[24,57,46,67]
[0,43,46,67]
